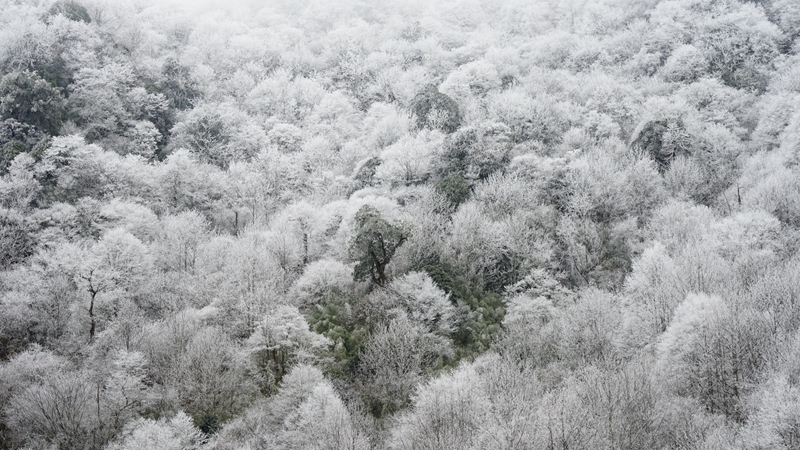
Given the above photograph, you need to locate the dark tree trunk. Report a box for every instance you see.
[302,232,308,266]
[88,290,96,343]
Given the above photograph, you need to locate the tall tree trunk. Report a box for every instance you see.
[88,290,96,343]
[302,232,308,266]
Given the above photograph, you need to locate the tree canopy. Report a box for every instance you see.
[0,0,799,448]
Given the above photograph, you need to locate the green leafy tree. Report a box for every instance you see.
[169,103,266,169]
[0,208,37,269]
[46,1,91,23]
[353,156,382,188]
[435,172,471,209]
[423,264,505,357]
[410,85,461,134]
[0,71,66,136]
[349,205,409,286]
[438,123,511,182]
[0,119,46,150]
[69,64,169,154]
[555,217,633,290]
[159,59,200,111]
[0,141,28,175]
[631,119,691,173]
[307,295,369,379]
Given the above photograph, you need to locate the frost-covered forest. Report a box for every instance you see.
[2,0,800,448]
